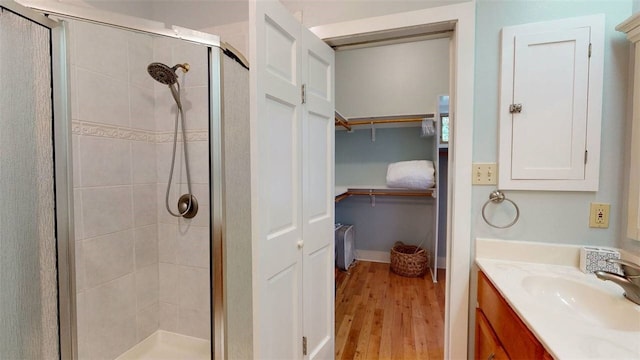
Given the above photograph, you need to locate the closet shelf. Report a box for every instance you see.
[335,187,436,203]
[335,111,351,131]
[334,113,435,130]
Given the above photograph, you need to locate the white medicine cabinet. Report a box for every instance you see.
[498,15,604,191]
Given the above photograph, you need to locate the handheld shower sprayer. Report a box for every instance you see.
[147,61,198,219]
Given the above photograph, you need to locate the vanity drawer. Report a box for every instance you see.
[477,271,549,359]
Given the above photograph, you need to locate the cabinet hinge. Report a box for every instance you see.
[588,43,592,58]
[301,84,306,104]
[584,149,588,164]
[302,336,308,355]
[509,103,523,114]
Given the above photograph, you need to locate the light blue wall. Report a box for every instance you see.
[336,196,435,253]
[472,0,637,253]
[635,0,640,13]
[335,127,435,186]
[335,127,438,258]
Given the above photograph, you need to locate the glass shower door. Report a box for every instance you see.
[0,4,68,359]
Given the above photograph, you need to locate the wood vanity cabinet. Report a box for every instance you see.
[476,271,552,360]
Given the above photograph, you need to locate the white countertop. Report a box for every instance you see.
[476,258,640,359]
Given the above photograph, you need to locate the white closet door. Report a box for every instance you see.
[301,28,335,360]
[511,28,590,180]
[251,1,303,358]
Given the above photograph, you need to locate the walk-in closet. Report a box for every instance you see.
[333,35,451,358]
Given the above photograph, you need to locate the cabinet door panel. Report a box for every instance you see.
[498,15,604,191]
[475,309,509,360]
[477,272,546,359]
[512,28,590,180]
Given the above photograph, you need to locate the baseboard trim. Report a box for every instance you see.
[355,249,447,269]
[355,249,390,263]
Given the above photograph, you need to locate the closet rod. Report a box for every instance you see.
[334,113,434,128]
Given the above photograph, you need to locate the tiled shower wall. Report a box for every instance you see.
[70,20,210,359]
[153,37,211,340]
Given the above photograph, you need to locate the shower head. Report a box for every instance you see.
[147,62,189,85]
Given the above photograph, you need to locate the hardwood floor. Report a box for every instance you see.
[335,261,446,360]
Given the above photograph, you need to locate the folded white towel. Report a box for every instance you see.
[386,160,435,189]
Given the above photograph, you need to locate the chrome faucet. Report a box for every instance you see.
[595,259,640,305]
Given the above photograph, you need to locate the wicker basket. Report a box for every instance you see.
[390,241,429,277]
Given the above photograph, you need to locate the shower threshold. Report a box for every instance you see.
[116,330,210,360]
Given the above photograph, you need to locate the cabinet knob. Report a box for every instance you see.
[297,241,304,249]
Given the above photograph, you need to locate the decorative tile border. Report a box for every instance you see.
[156,130,209,143]
[72,120,208,143]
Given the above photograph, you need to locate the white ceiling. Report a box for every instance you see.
[79,0,468,30]
[282,0,468,28]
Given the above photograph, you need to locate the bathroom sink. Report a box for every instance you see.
[521,275,640,332]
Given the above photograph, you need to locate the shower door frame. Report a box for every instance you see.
[0,1,74,359]
[14,1,226,358]
[208,46,224,360]
[52,18,74,360]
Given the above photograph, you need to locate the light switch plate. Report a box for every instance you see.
[472,163,497,185]
[589,203,610,228]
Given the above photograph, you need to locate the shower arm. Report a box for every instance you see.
[172,63,190,73]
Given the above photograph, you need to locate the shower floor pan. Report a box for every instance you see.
[116,330,210,360]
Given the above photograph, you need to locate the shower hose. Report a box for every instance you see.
[165,81,194,217]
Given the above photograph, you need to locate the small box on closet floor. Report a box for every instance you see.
[335,224,355,271]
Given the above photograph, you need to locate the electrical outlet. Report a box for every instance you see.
[589,203,610,228]
[472,163,497,185]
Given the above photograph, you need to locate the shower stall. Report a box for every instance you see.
[69,19,216,358]
[1,1,249,359]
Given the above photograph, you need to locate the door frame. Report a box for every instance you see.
[311,2,475,358]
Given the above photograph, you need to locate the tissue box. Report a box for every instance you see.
[579,247,622,275]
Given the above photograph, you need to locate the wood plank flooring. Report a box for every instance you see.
[335,261,446,360]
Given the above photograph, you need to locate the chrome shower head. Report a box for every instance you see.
[147,62,189,85]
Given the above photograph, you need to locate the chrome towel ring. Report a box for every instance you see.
[481,190,520,229]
